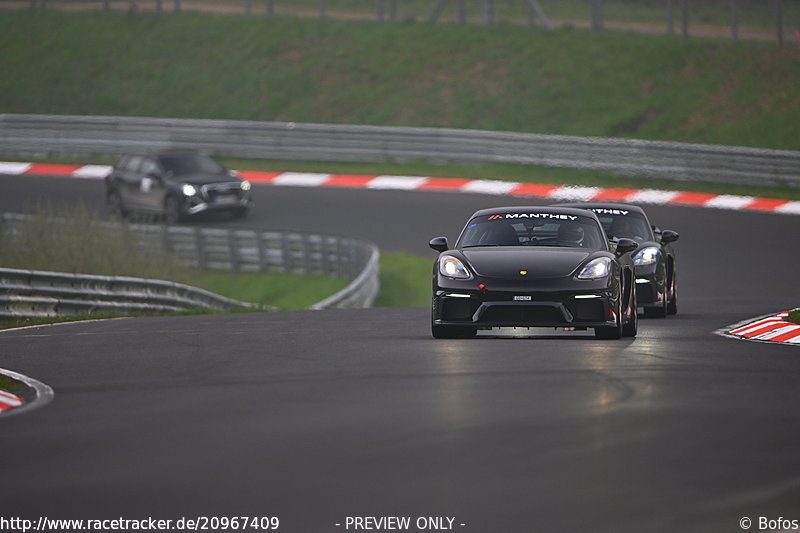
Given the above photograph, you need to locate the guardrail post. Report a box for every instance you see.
[666,0,674,34]
[195,227,207,270]
[256,231,267,272]
[484,0,494,25]
[319,0,326,19]
[730,0,738,42]
[228,230,241,272]
[266,0,274,16]
[591,0,603,31]
[680,0,689,39]
[775,0,784,47]
[245,0,252,15]
[376,0,385,22]
[281,233,293,274]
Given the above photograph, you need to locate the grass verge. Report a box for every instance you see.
[0,11,797,151]
[375,252,432,308]
[788,310,800,325]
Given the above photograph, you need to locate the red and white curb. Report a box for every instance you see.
[0,389,25,412]
[721,310,800,346]
[0,367,54,417]
[2,161,800,215]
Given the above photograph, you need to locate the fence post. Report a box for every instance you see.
[680,0,689,39]
[376,0,384,22]
[429,0,446,23]
[155,0,162,13]
[245,0,252,15]
[484,0,494,26]
[666,0,674,34]
[266,0,274,16]
[388,0,396,22]
[730,0,738,42]
[174,0,181,11]
[319,0,325,18]
[775,0,784,47]
[591,0,603,31]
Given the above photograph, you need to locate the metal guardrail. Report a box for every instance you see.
[0,213,380,318]
[1,114,798,186]
[0,267,258,318]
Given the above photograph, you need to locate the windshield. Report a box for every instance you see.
[158,153,226,177]
[595,212,653,242]
[458,213,606,250]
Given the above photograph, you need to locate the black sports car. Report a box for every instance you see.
[429,206,640,339]
[555,203,679,317]
[106,150,252,224]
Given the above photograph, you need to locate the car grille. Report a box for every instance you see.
[201,182,242,201]
[479,305,564,325]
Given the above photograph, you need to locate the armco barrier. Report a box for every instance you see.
[0,267,258,318]
[1,114,799,186]
[0,213,380,318]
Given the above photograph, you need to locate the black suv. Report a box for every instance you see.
[105,150,252,223]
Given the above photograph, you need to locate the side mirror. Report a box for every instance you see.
[661,230,680,243]
[429,236,449,253]
[615,238,638,255]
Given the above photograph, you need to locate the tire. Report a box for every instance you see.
[106,190,128,219]
[643,285,668,318]
[595,299,623,339]
[164,195,184,225]
[623,286,638,337]
[432,323,477,339]
[667,269,678,315]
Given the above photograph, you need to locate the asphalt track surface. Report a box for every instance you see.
[1,174,799,533]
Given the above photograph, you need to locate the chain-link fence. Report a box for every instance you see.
[5,0,798,44]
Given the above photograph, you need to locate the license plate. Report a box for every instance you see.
[513,295,532,301]
[214,194,238,204]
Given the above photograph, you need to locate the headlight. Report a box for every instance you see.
[181,184,197,197]
[577,257,611,280]
[439,255,471,279]
[240,180,252,191]
[633,246,660,266]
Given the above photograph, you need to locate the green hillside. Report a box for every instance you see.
[0,10,798,150]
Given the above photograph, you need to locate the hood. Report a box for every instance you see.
[462,247,595,279]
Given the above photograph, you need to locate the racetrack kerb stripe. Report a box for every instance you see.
[724,310,800,347]
[2,161,799,215]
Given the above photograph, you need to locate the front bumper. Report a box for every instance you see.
[433,287,618,329]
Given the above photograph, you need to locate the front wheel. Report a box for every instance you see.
[667,270,678,315]
[107,190,128,219]
[164,195,184,225]
[643,285,667,318]
[622,289,638,337]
